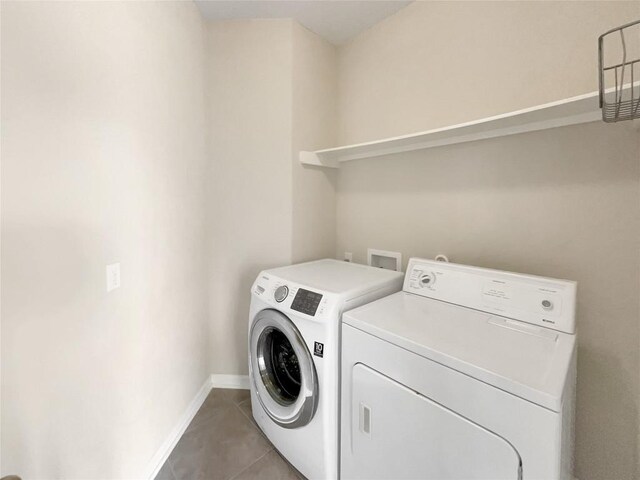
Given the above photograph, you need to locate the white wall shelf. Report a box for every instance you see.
[299,86,634,168]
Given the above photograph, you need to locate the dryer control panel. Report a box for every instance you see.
[404,258,577,334]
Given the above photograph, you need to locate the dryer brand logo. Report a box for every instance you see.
[314,342,324,358]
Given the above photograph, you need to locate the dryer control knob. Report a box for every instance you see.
[419,272,436,288]
[274,285,289,303]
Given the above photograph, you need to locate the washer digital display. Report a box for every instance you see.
[291,288,323,316]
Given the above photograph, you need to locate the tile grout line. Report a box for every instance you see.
[227,446,275,480]
[225,393,276,480]
[236,399,253,423]
[164,390,250,480]
[235,400,272,443]
[162,391,299,480]
[166,456,179,480]
[234,398,306,480]
[182,392,244,435]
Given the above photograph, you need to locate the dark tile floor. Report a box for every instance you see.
[156,389,303,480]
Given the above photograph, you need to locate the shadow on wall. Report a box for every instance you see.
[338,127,635,195]
[1,219,204,477]
[336,121,640,479]
[576,345,639,473]
[1,221,117,475]
[210,260,289,377]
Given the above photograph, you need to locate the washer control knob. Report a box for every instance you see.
[274,285,289,303]
[541,299,553,311]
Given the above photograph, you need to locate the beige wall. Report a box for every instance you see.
[207,19,294,376]
[336,2,640,479]
[292,22,338,263]
[206,20,337,375]
[338,1,640,144]
[4,1,639,478]
[1,2,209,478]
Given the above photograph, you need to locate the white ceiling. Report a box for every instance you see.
[194,0,413,45]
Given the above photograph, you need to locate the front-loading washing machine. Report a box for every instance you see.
[248,259,403,480]
[341,258,577,480]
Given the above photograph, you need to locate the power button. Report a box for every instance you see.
[274,285,289,303]
[541,299,553,311]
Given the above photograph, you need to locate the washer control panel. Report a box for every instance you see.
[252,274,331,320]
[291,288,323,316]
[404,258,577,334]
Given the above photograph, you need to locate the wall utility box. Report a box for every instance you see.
[367,249,402,272]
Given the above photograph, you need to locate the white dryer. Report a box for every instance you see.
[341,258,577,480]
[249,259,403,480]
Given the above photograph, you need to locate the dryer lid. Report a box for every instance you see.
[343,268,577,412]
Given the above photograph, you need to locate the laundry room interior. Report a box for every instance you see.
[2,1,640,480]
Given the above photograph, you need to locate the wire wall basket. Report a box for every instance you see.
[599,19,640,122]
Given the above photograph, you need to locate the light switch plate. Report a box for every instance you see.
[106,263,121,292]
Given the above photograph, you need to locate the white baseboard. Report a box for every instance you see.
[211,374,250,390]
[144,374,249,480]
[145,376,214,480]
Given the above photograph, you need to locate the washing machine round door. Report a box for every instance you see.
[249,309,318,429]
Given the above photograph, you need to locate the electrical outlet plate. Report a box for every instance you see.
[106,263,121,292]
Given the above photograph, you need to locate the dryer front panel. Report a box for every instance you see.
[250,309,318,429]
[344,363,521,480]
